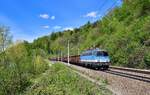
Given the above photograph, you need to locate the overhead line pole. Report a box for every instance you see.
[68,40,69,65]
[61,51,62,62]
[78,48,80,55]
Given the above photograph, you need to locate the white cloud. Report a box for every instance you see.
[39,14,55,20]
[51,16,55,20]
[63,27,74,31]
[39,14,49,19]
[42,25,50,29]
[53,26,62,30]
[84,11,98,18]
[53,26,74,31]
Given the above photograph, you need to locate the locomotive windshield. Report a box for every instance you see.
[96,51,108,56]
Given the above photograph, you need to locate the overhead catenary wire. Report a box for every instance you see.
[90,0,121,48]
[98,0,120,21]
[98,0,109,15]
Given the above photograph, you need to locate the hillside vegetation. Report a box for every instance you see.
[32,0,150,69]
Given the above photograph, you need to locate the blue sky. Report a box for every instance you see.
[0,0,122,42]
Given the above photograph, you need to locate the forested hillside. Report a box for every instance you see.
[32,0,150,69]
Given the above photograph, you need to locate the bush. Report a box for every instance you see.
[144,51,150,69]
[0,42,49,95]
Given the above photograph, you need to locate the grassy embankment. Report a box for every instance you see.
[24,63,112,95]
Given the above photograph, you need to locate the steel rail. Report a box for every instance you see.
[110,66,150,75]
[105,69,150,83]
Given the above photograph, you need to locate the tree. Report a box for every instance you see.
[0,25,12,52]
[0,25,12,64]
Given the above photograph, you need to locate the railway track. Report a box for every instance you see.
[110,66,150,74]
[53,60,150,83]
[107,66,150,83]
[51,61,150,95]
[54,60,150,83]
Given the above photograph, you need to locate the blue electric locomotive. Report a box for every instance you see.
[80,48,110,69]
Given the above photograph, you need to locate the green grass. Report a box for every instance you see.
[24,63,112,95]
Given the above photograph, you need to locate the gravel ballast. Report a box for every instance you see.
[68,64,150,95]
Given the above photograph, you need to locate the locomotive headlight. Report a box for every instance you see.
[107,59,110,62]
[95,60,98,62]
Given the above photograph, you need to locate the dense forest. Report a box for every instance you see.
[32,0,150,69]
[0,0,150,94]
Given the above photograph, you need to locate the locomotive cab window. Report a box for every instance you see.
[96,51,108,56]
[103,52,108,56]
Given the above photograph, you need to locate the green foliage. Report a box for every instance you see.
[33,55,49,74]
[144,50,150,69]
[32,36,51,54]
[0,42,49,95]
[31,0,150,69]
[25,63,111,95]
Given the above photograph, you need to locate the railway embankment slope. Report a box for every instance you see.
[24,63,112,95]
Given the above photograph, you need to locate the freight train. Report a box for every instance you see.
[51,48,111,70]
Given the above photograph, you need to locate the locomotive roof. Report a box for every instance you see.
[82,48,107,54]
[87,48,106,51]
